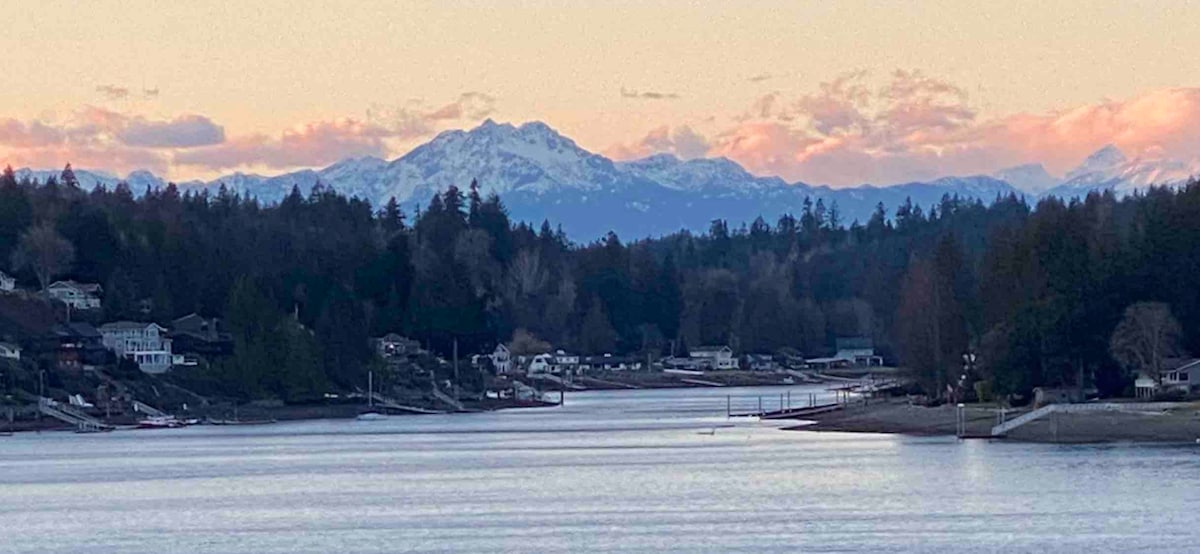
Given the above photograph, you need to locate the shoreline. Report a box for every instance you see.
[787,398,1200,444]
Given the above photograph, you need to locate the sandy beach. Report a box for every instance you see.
[790,398,1200,443]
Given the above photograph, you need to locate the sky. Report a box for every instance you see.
[3,0,1200,187]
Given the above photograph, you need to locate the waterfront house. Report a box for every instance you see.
[1134,358,1200,399]
[169,313,233,358]
[581,354,642,372]
[0,270,14,293]
[0,341,19,360]
[528,352,555,374]
[37,322,107,372]
[689,345,738,370]
[834,337,884,367]
[45,280,103,310]
[99,321,173,374]
[743,353,780,372]
[374,333,422,359]
[490,343,513,374]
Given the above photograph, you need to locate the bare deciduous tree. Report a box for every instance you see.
[1109,302,1185,386]
[11,223,74,291]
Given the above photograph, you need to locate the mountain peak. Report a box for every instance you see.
[1067,144,1127,180]
[993,163,1058,194]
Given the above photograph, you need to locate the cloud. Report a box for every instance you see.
[118,115,225,148]
[175,119,391,170]
[609,124,710,160]
[605,125,711,161]
[367,91,498,140]
[706,70,1200,186]
[1,91,499,176]
[0,107,223,174]
[620,87,680,100]
[96,84,130,100]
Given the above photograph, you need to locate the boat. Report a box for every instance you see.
[136,416,183,429]
[356,370,388,421]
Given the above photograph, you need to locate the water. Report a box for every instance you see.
[2,385,1198,553]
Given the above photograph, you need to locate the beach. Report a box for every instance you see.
[792,398,1200,443]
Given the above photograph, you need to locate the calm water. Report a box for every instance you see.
[2,385,1198,553]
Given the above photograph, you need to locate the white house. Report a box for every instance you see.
[527,350,581,376]
[46,280,103,310]
[490,344,512,374]
[1135,359,1200,399]
[833,337,883,367]
[689,345,737,370]
[0,341,20,360]
[0,270,14,293]
[99,321,173,374]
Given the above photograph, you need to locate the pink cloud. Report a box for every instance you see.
[174,119,392,170]
[706,71,1200,186]
[605,125,710,161]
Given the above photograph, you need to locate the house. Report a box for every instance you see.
[169,313,233,358]
[0,341,19,360]
[834,337,884,367]
[45,280,103,310]
[99,321,173,374]
[36,322,107,372]
[373,333,422,359]
[528,352,555,374]
[689,345,738,370]
[527,350,582,376]
[582,354,643,372]
[1135,358,1200,399]
[490,343,512,374]
[0,270,14,293]
[743,353,780,372]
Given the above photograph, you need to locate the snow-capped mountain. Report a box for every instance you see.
[1043,145,1200,199]
[993,163,1058,195]
[12,122,1196,239]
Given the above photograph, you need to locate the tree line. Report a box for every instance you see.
[3,164,1198,403]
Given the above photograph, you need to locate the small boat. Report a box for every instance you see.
[355,371,388,421]
[137,416,183,429]
[356,411,387,421]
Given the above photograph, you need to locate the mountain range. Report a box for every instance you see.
[13,120,1199,239]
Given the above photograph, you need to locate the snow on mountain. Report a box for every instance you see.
[618,153,788,193]
[993,163,1059,195]
[31,120,1164,238]
[1044,145,1199,199]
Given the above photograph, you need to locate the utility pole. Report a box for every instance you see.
[453,339,459,406]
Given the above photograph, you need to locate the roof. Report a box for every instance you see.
[0,269,12,279]
[48,280,102,294]
[691,345,731,353]
[835,337,874,350]
[1167,358,1200,371]
[99,321,166,332]
[53,322,101,339]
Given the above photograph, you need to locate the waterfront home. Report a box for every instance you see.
[36,322,107,372]
[373,333,422,359]
[490,343,513,374]
[45,280,103,310]
[834,337,884,367]
[743,353,780,372]
[581,354,642,372]
[99,321,173,374]
[689,345,738,370]
[169,313,233,358]
[528,350,581,376]
[1134,358,1200,399]
[0,270,14,293]
[0,341,19,360]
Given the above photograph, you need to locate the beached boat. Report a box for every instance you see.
[136,416,183,429]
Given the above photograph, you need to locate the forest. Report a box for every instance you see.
[2,164,1199,404]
